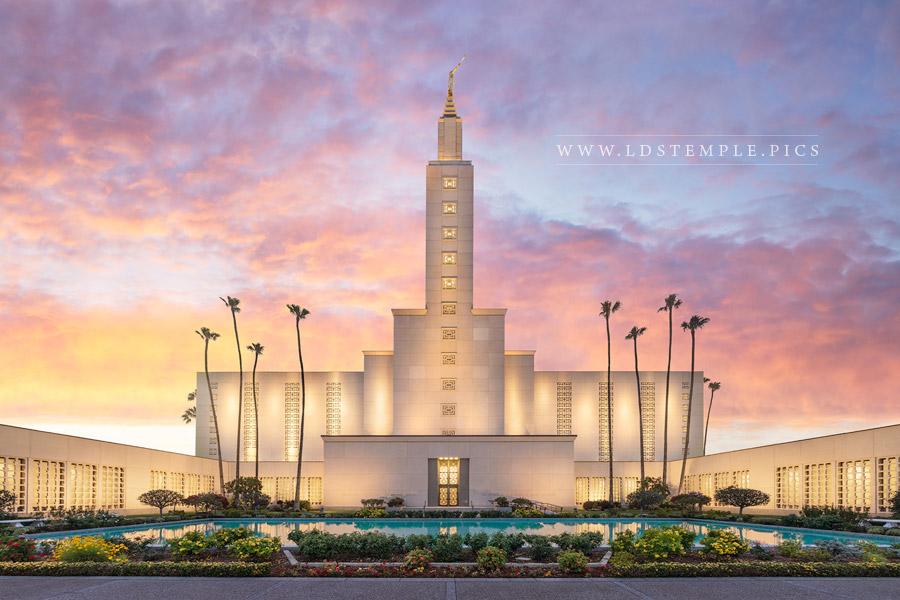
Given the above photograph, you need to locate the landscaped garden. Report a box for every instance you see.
[3,479,900,577]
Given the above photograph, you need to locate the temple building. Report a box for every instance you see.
[1,75,898,515]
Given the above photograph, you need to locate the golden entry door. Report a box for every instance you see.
[437,457,460,506]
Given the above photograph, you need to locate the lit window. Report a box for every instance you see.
[442,277,456,290]
[442,202,457,214]
[442,176,457,190]
[442,227,457,240]
[442,303,456,315]
[442,252,456,265]
[441,327,456,340]
[442,378,456,391]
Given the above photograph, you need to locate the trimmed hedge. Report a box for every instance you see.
[607,561,900,578]
[0,561,270,577]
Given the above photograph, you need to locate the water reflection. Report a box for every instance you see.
[31,518,890,546]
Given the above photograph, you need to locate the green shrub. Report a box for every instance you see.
[0,536,38,562]
[360,498,385,508]
[776,539,803,558]
[557,550,588,575]
[700,529,749,558]
[669,492,710,512]
[509,498,533,509]
[608,550,635,568]
[491,496,509,508]
[404,548,432,573]
[626,478,670,510]
[633,527,687,560]
[607,561,900,578]
[890,490,900,517]
[52,536,127,563]
[798,547,832,562]
[611,529,636,554]
[354,508,386,518]
[228,536,281,561]
[210,527,254,548]
[749,516,782,526]
[169,531,209,558]
[476,546,506,573]
[488,532,525,554]
[885,528,900,536]
[0,560,270,576]
[812,540,861,560]
[464,532,489,553]
[713,486,769,517]
[553,532,603,553]
[287,530,404,560]
[431,534,464,562]
[403,534,434,552]
[512,507,543,518]
[138,489,184,516]
[748,543,774,560]
[529,536,554,561]
[386,496,405,508]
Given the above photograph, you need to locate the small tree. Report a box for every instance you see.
[184,492,227,513]
[0,489,17,514]
[138,489,184,516]
[626,477,670,510]
[714,486,769,517]
[225,477,268,509]
[670,492,711,512]
[891,490,900,517]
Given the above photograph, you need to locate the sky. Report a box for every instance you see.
[1,1,898,455]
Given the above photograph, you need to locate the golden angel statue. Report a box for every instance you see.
[448,56,466,96]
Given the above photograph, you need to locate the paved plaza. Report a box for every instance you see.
[1,576,897,600]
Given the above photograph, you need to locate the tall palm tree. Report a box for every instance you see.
[288,304,311,510]
[246,342,264,480]
[599,300,621,503]
[220,296,243,505]
[625,325,648,482]
[657,294,682,488]
[196,327,225,495]
[677,314,711,494]
[181,390,197,424]
[703,381,721,455]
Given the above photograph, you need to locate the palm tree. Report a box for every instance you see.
[288,304,311,510]
[196,327,225,495]
[703,381,721,455]
[220,296,243,505]
[625,325,648,482]
[677,314,711,494]
[181,390,197,424]
[246,342,264,480]
[599,300,621,503]
[657,294,682,488]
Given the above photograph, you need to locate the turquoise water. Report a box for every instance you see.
[29,518,898,546]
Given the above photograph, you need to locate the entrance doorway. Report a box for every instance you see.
[437,457,459,506]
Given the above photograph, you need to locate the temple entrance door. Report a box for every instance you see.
[437,457,460,506]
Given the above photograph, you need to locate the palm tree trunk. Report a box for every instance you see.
[252,352,259,480]
[293,320,307,510]
[204,340,225,495]
[678,330,696,495]
[230,311,243,505]
[703,388,716,455]
[633,336,645,483]
[605,317,614,504]
[662,308,672,487]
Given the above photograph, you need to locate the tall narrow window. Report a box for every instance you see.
[776,465,802,509]
[326,382,342,435]
[208,383,219,458]
[805,463,831,507]
[284,383,301,461]
[0,456,26,513]
[640,381,656,460]
[31,460,65,512]
[100,465,125,510]
[438,458,460,506]
[242,382,258,462]
[878,457,900,513]
[598,381,614,461]
[556,381,572,435]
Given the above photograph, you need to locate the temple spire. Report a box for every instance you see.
[443,56,465,117]
[438,57,465,160]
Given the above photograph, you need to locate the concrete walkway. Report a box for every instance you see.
[1,577,898,600]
